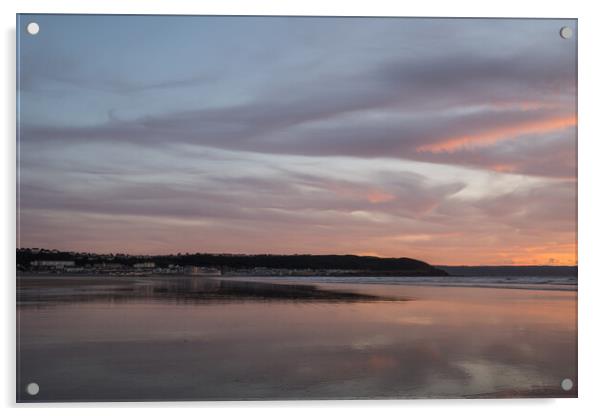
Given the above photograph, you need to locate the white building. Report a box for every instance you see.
[30,260,75,269]
[133,262,155,269]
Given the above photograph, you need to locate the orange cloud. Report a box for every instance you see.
[367,190,396,204]
[506,248,577,266]
[491,163,517,173]
[417,115,576,153]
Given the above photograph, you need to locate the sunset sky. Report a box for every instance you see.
[17,15,577,265]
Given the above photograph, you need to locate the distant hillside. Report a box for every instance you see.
[17,249,448,276]
[438,265,577,277]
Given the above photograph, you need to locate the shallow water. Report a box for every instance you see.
[17,276,577,401]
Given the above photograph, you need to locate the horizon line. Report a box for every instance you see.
[16,247,578,267]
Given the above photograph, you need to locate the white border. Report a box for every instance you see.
[3,0,601,414]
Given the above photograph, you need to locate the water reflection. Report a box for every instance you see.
[17,277,577,401]
[17,276,406,307]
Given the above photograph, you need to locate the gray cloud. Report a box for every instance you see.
[21,38,575,178]
[17,16,577,262]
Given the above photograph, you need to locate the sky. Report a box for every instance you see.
[17,15,577,265]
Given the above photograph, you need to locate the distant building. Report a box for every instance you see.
[184,265,221,276]
[30,260,75,269]
[93,263,125,270]
[133,262,155,269]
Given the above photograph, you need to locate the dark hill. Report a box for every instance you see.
[17,249,448,276]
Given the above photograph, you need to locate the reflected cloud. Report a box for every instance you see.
[17,281,576,400]
[17,276,407,308]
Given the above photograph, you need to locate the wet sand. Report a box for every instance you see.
[17,276,577,401]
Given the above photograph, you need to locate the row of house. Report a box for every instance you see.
[26,260,221,276]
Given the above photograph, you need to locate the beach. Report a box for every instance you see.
[17,275,577,401]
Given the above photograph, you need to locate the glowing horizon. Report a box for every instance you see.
[17,16,577,266]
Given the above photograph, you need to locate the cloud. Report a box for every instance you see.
[17,143,575,264]
[20,42,575,178]
[17,16,577,263]
[18,165,466,224]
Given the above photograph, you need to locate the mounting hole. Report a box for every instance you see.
[561,378,573,391]
[26,382,40,396]
[559,26,573,40]
[26,22,40,35]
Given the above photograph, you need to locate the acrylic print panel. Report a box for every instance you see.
[16,14,577,402]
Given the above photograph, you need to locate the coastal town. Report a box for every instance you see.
[16,248,449,277]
